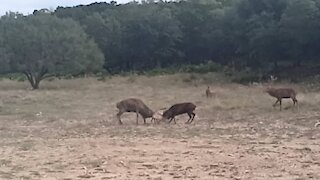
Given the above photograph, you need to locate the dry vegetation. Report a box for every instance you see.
[0,73,319,180]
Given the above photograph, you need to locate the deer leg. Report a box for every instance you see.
[168,117,174,124]
[168,117,176,124]
[188,112,196,124]
[186,113,192,124]
[279,99,282,111]
[143,117,147,124]
[136,111,139,125]
[293,98,298,106]
[273,99,279,107]
[117,111,124,125]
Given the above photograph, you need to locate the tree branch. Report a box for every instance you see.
[23,71,35,88]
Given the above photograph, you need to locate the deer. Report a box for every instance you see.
[206,86,214,98]
[265,75,298,111]
[161,102,196,124]
[116,98,154,125]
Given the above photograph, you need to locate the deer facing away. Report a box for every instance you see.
[116,98,154,125]
[162,102,196,124]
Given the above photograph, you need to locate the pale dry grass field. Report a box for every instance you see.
[0,74,319,180]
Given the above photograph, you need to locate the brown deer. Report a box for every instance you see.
[265,75,298,111]
[116,98,154,125]
[162,102,196,124]
[206,86,214,98]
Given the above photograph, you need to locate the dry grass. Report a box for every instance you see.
[0,74,319,179]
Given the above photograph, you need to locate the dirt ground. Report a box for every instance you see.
[0,74,319,180]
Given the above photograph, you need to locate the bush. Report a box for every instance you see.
[144,61,222,76]
[231,71,263,84]
[180,61,222,74]
[0,73,27,82]
[144,67,177,76]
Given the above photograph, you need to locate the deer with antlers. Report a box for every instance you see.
[265,75,298,111]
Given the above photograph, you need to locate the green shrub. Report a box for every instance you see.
[145,67,177,76]
[2,73,27,82]
[181,61,222,74]
[231,71,262,84]
[63,74,74,79]
[144,61,222,76]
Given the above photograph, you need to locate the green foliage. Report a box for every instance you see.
[0,12,104,89]
[144,61,222,76]
[0,73,26,82]
[180,61,222,74]
[145,67,178,76]
[2,0,320,81]
[231,72,263,84]
[54,0,320,78]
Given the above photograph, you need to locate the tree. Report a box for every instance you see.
[0,12,104,89]
[82,12,123,72]
[38,0,320,77]
[280,0,320,66]
[120,5,182,69]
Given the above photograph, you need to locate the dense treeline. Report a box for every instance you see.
[54,0,320,74]
[1,0,320,88]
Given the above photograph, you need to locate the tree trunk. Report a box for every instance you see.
[33,78,41,89]
[23,68,48,89]
[24,73,40,89]
[24,72,35,89]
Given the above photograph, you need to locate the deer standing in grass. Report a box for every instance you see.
[161,102,196,124]
[206,86,214,98]
[116,98,154,125]
[265,75,298,111]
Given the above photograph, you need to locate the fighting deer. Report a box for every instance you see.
[116,98,154,125]
[162,102,196,124]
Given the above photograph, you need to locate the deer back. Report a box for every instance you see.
[266,88,296,98]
